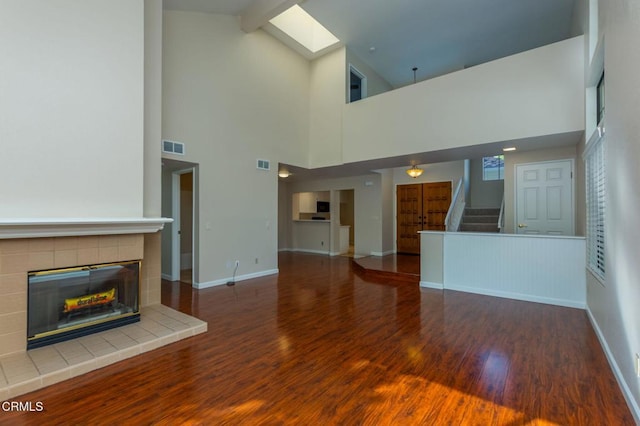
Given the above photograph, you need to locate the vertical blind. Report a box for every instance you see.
[586,135,605,280]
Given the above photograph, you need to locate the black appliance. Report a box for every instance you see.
[317,201,330,212]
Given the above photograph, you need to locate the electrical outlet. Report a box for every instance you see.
[235,260,240,268]
[321,241,324,246]
[636,353,640,378]
[255,258,259,264]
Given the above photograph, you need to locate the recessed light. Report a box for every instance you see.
[503,147,516,152]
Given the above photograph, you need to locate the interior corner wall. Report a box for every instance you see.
[144,0,163,218]
[309,47,346,168]
[379,170,395,254]
[587,0,640,421]
[160,166,173,277]
[503,145,579,234]
[0,0,145,219]
[162,11,310,285]
[278,180,292,250]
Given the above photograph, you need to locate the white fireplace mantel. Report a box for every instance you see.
[0,217,173,239]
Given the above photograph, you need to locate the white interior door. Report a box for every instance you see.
[515,160,574,235]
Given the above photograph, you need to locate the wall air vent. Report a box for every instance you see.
[162,140,185,155]
[256,159,270,171]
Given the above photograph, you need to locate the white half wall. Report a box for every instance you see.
[343,36,585,164]
[420,232,586,308]
[0,0,145,219]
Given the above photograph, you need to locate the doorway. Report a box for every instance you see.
[178,171,193,284]
[161,159,198,285]
[349,64,367,103]
[515,159,574,235]
[397,182,452,254]
[339,189,355,256]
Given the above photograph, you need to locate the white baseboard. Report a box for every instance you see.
[290,249,330,256]
[370,250,395,257]
[278,248,293,252]
[194,269,279,289]
[420,281,444,290]
[444,284,586,309]
[586,307,640,424]
[161,273,174,281]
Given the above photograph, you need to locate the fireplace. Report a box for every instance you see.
[27,260,141,349]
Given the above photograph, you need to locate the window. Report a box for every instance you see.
[586,133,605,281]
[482,155,504,180]
[596,72,605,125]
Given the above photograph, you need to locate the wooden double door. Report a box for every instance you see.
[397,182,452,254]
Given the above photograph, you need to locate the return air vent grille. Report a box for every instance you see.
[257,159,270,171]
[162,140,185,155]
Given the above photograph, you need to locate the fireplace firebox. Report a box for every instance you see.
[27,261,140,349]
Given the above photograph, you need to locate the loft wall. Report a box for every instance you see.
[342,37,585,165]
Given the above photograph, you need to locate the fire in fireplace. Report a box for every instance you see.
[27,261,140,349]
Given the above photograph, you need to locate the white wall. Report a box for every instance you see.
[163,11,310,285]
[342,37,585,165]
[586,0,640,421]
[392,160,465,186]
[468,158,504,209]
[0,0,145,218]
[309,47,345,168]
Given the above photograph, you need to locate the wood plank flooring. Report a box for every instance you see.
[1,252,634,425]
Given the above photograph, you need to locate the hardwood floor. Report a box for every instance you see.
[2,252,634,425]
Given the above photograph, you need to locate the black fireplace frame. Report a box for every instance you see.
[27,260,141,350]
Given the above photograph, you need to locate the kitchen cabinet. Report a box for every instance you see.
[298,192,317,213]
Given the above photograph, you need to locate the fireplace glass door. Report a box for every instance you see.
[28,261,140,349]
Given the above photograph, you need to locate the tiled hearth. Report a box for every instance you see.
[0,304,206,401]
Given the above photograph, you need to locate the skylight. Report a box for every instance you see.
[269,5,339,54]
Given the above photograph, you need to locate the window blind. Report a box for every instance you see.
[586,135,605,280]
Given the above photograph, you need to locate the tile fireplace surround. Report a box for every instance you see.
[0,221,207,400]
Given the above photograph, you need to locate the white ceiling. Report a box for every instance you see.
[301,0,578,87]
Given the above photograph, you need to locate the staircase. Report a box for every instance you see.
[459,208,500,233]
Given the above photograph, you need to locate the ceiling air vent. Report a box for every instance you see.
[257,159,270,171]
[162,140,185,155]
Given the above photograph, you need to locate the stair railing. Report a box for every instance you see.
[445,178,466,231]
[497,195,505,233]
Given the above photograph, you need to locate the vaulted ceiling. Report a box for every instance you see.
[164,0,579,87]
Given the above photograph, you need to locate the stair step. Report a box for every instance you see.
[462,215,498,224]
[459,223,500,233]
[464,208,500,216]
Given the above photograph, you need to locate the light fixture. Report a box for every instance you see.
[278,170,290,178]
[406,165,424,178]
[503,147,517,152]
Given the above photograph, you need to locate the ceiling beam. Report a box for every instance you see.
[240,0,301,33]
